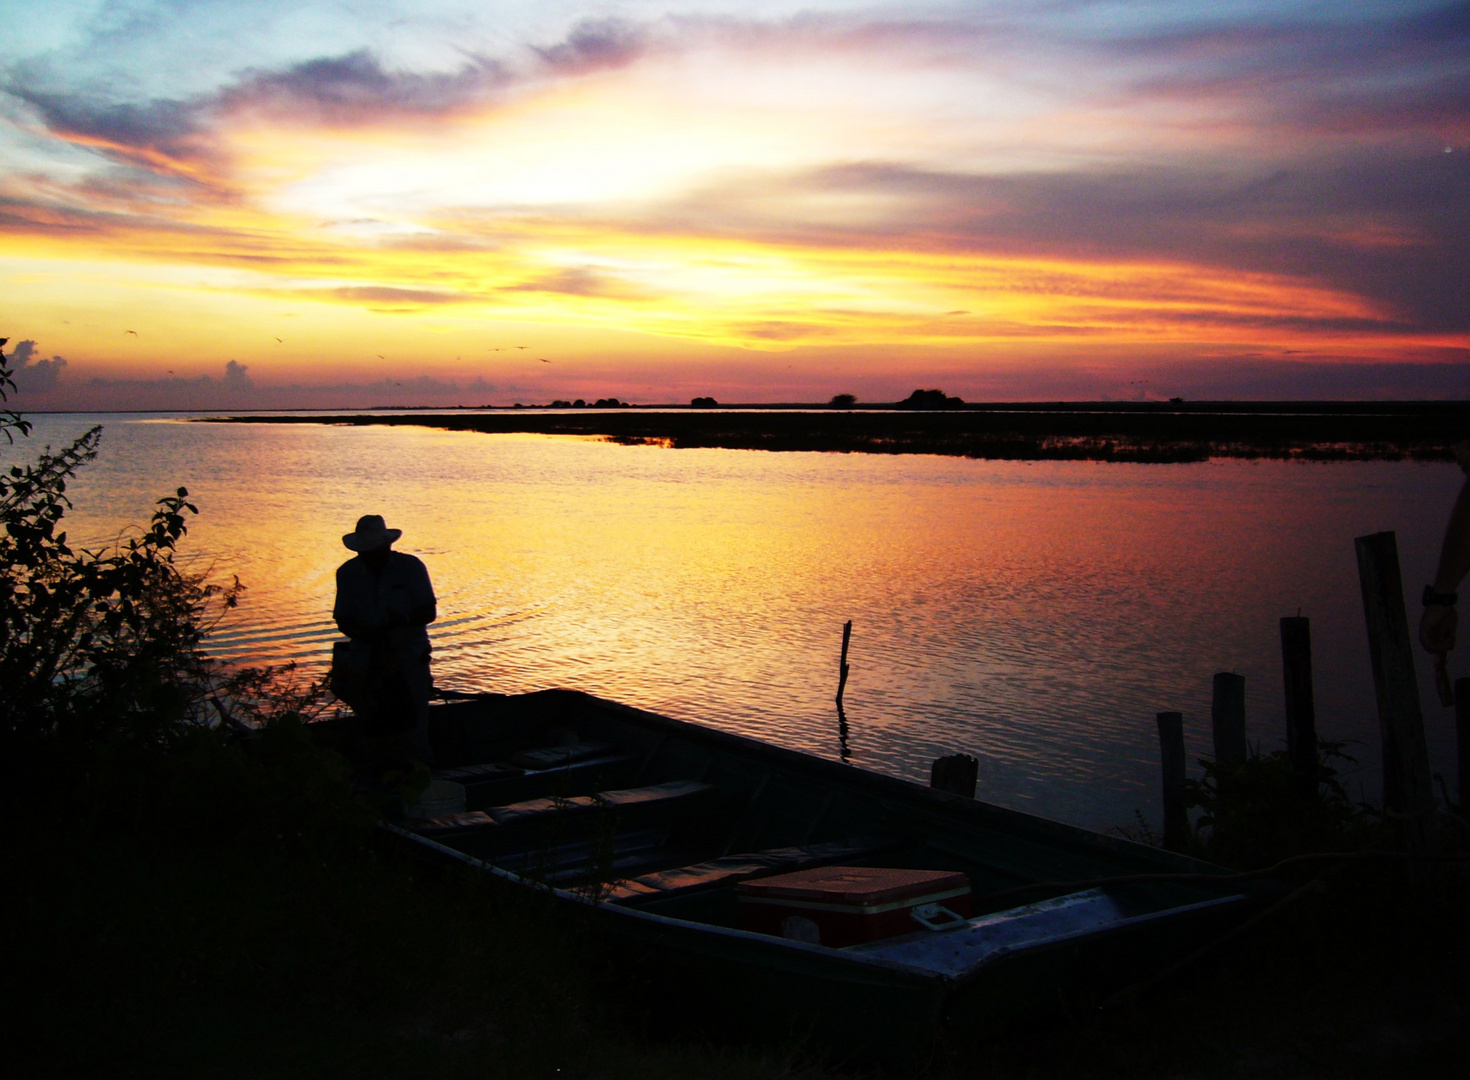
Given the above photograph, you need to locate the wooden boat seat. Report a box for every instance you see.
[435,740,625,783]
[605,836,900,905]
[433,742,639,810]
[435,761,524,784]
[415,780,715,835]
[492,827,676,886]
[507,740,619,770]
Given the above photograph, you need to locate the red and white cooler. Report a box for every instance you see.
[737,866,972,947]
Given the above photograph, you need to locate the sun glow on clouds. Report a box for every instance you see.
[258,45,1014,223]
[1,1,1467,404]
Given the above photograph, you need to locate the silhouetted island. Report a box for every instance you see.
[201,398,1470,463]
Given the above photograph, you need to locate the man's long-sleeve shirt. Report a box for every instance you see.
[333,551,436,660]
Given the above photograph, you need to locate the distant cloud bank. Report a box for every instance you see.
[7,340,68,393]
[11,348,1469,410]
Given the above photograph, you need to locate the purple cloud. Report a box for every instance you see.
[329,286,470,305]
[6,87,209,173]
[6,339,68,393]
[499,267,646,299]
[658,150,1470,334]
[221,50,508,124]
[67,366,518,411]
[533,18,648,74]
[1110,3,1470,140]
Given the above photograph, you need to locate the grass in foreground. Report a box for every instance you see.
[9,725,830,1080]
[8,724,1468,1079]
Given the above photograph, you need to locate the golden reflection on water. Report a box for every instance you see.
[23,414,1464,831]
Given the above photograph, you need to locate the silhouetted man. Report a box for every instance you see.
[333,514,437,764]
[1419,443,1470,701]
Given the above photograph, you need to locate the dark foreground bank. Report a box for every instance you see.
[201,401,1470,462]
[10,724,1467,1080]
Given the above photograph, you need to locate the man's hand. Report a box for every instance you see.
[1420,603,1457,654]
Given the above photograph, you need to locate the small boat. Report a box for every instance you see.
[390,689,1267,1058]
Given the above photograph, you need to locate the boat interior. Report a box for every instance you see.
[410,690,1247,955]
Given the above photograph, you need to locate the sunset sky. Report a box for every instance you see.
[2,1,1466,408]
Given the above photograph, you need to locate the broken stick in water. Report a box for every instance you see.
[836,620,852,710]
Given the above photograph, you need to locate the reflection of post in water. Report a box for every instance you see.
[836,620,853,761]
[837,701,852,762]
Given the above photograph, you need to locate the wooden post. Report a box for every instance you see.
[1280,617,1318,795]
[1211,673,1247,766]
[930,754,977,798]
[1354,531,1436,852]
[1156,711,1188,852]
[835,620,852,710]
[1457,678,1470,817]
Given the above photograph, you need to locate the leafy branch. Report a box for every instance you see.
[0,336,320,755]
[1183,741,1384,869]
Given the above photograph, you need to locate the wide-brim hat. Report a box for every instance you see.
[343,514,402,552]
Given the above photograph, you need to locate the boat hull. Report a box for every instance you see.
[386,689,1265,1059]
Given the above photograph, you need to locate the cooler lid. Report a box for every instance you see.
[736,866,970,905]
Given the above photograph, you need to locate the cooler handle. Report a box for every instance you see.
[910,903,967,932]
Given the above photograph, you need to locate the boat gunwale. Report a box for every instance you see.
[543,689,1234,878]
[386,819,1256,993]
[397,690,1265,978]
[386,822,951,988]
[943,889,1252,987]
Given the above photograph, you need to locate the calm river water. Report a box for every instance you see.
[16,412,1464,832]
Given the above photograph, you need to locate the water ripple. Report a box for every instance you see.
[20,413,1463,831]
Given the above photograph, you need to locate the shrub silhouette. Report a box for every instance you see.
[0,336,317,757]
[1183,741,1383,868]
[896,388,964,409]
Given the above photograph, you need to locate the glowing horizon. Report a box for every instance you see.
[2,1,1467,407]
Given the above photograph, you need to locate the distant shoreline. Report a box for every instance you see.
[197,401,1470,462]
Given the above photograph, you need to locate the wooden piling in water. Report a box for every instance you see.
[831,621,854,761]
[1280,616,1318,795]
[836,620,852,710]
[1354,531,1437,852]
[1211,672,1247,766]
[930,754,977,798]
[1156,711,1188,852]
[1457,678,1470,817]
